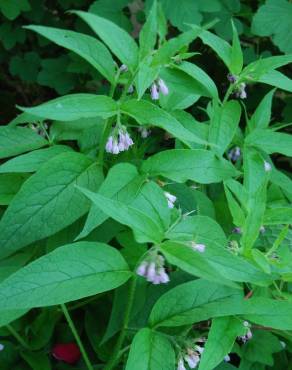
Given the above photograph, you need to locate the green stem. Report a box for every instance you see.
[222,84,234,104]
[6,324,30,350]
[104,277,137,370]
[61,304,94,370]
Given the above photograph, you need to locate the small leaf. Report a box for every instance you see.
[0,242,131,309]
[139,0,157,60]
[229,20,243,74]
[249,89,275,131]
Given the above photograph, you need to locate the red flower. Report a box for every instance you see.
[52,343,81,364]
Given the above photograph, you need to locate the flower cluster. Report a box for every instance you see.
[164,191,177,209]
[177,343,205,369]
[150,78,169,100]
[136,254,170,284]
[235,82,247,99]
[238,321,253,343]
[105,127,134,155]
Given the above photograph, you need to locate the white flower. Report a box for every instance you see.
[191,243,206,253]
[264,161,272,172]
[243,321,250,327]
[119,64,128,72]
[184,354,200,368]
[164,191,177,209]
[224,355,230,362]
[0,344,4,351]
[177,358,186,370]
[158,78,169,96]
[280,341,286,349]
[150,83,159,100]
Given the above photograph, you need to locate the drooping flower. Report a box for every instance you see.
[228,146,241,162]
[235,82,247,99]
[158,78,169,96]
[177,358,187,370]
[184,353,200,369]
[164,191,177,209]
[224,354,231,362]
[239,322,253,343]
[52,343,81,364]
[150,83,159,100]
[264,160,272,172]
[136,254,170,285]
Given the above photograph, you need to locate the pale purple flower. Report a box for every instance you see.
[157,267,170,283]
[138,127,151,138]
[232,227,242,234]
[164,191,177,209]
[128,84,134,94]
[177,358,186,370]
[136,261,148,276]
[150,83,159,100]
[119,64,128,72]
[264,161,272,172]
[195,345,204,354]
[224,355,230,362]
[112,140,120,154]
[191,243,206,253]
[246,328,252,340]
[0,344,4,351]
[235,83,247,99]
[158,78,169,96]
[146,262,156,282]
[184,354,200,369]
[228,146,241,162]
[227,73,237,83]
[105,136,113,153]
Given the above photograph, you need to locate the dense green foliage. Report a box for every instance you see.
[0,1,291,369]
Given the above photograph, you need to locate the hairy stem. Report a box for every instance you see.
[104,276,137,370]
[61,304,94,370]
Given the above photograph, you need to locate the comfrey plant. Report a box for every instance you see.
[0,1,291,370]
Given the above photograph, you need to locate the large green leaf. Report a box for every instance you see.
[25,25,116,83]
[141,149,239,184]
[77,186,165,244]
[0,145,72,173]
[0,152,103,259]
[0,309,27,328]
[0,126,47,159]
[125,328,175,370]
[72,11,139,71]
[149,279,292,329]
[0,242,131,309]
[121,99,209,146]
[18,94,118,121]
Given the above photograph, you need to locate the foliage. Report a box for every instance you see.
[0,1,291,370]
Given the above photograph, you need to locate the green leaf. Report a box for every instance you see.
[134,58,159,99]
[209,100,241,155]
[257,70,292,92]
[0,173,29,205]
[9,52,40,82]
[0,146,72,173]
[125,328,175,370]
[0,126,47,159]
[229,20,243,74]
[21,351,51,370]
[25,25,116,83]
[141,149,239,184]
[264,207,292,225]
[175,61,219,100]
[245,129,292,157]
[199,317,244,370]
[0,0,30,20]
[18,94,118,121]
[251,249,271,274]
[191,25,231,68]
[149,279,242,327]
[149,280,292,329]
[0,309,27,328]
[0,242,131,309]
[72,10,139,71]
[77,186,165,244]
[121,100,209,146]
[0,152,103,259]
[249,89,275,131]
[224,183,246,226]
[77,163,144,239]
[139,0,157,60]
[252,0,292,54]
